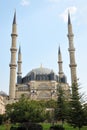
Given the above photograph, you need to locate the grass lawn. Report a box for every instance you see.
[0,124,10,130]
[41,123,51,130]
[64,123,87,130]
[41,123,87,130]
[0,123,87,130]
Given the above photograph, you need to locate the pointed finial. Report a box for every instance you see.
[13,10,16,24]
[68,10,71,25]
[18,45,21,54]
[58,45,61,54]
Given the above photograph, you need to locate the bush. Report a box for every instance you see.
[10,123,43,130]
[22,122,43,130]
[10,126,26,130]
[50,125,65,130]
[17,126,26,130]
[10,126,18,130]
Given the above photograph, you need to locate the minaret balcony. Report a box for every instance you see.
[68,48,75,51]
[17,61,22,63]
[10,48,17,52]
[69,64,77,67]
[67,34,74,37]
[9,63,17,68]
[11,33,18,37]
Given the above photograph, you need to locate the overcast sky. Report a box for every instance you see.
[0,0,87,96]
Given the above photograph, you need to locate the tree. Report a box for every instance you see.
[45,99,56,108]
[54,84,67,125]
[82,103,87,125]
[67,81,85,130]
[5,95,46,123]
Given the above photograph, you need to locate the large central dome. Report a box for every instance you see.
[26,67,54,76]
[21,66,58,84]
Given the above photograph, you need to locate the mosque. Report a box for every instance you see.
[8,11,77,102]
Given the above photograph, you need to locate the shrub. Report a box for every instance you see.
[10,126,18,130]
[10,122,43,130]
[22,122,43,130]
[50,125,65,130]
[10,126,26,130]
[17,126,26,130]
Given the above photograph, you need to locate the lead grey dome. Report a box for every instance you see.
[21,67,58,83]
[26,67,54,76]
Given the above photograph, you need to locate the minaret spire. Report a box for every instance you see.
[68,10,71,25]
[13,10,16,24]
[58,46,64,79]
[9,11,18,99]
[67,11,77,84]
[19,45,21,54]
[17,45,22,84]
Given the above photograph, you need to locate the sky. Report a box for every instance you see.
[0,0,87,96]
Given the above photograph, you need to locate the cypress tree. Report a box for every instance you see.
[67,81,84,130]
[54,84,67,126]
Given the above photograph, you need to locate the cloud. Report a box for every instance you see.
[21,0,30,6]
[60,6,77,22]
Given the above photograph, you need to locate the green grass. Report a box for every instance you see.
[0,123,87,130]
[0,125,5,130]
[41,123,51,130]
[41,123,87,130]
[64,123,87,130]
[0,124,11,130]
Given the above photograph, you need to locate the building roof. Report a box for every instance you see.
[0,91,8,97]
[26,66,55,76]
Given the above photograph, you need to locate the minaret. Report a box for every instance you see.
[9,11,18,99]
[17,46,22,84]
[67,11,77,84]
[58,46,64,79]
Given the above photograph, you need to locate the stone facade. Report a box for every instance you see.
[15,66,70,100]
[0,96,5,114]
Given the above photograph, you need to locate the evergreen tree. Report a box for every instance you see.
[54,84,67,125]
[82,102,87,126]
[67,81,85,130]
